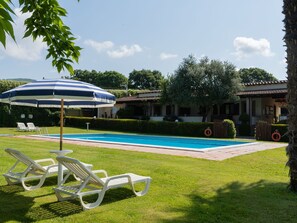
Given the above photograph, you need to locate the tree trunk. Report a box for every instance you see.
[283,0,297,192]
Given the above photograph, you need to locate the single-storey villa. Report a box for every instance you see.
[113,80,288,126]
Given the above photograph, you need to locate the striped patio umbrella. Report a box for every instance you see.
[0,79,116,150]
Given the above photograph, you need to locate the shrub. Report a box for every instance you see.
[223,119,236,138]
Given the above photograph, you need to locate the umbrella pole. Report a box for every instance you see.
[60,99,64,151]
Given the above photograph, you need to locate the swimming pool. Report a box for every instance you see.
[46,133,251,151]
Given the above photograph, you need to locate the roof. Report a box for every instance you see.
[243,80,287,86]
[116,80,288,102]
[116,96,160,103]
[236,89,287,96]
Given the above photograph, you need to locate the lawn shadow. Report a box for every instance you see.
[25,187,135,221]
[163,180,297,223]
[0,185,35,223]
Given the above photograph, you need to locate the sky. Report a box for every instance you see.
[0,0,286,81]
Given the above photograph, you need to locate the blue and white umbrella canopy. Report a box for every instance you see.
[0,79,116,150]
[0,79,116,108]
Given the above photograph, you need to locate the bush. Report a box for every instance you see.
[223,119,236,138]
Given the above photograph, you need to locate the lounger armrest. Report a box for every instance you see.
[45,164,58,170]
[92,169,108,177]
[35,158,56,165]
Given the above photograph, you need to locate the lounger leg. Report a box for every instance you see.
[79,190,106,210]
[4,176,21,185]
[131,179,151,196]
[21,175,47,191]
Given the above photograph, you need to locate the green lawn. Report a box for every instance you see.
[0,127,295,223]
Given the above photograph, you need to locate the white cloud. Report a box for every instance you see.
[1,8,46,61]
[84,40,114,52]
[233,37,274,59]
[107,44,142,58]
[160,53,178,60]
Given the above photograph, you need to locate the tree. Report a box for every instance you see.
[72,69,127,89]
[283,0,297,192]
[97,71,128,89]
[238,68,278,83]
[128,69,164,90]
[72,69,98,85]
[163,55,242,121]
[0,0,81,74]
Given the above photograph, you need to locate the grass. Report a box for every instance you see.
[0,127,295,223]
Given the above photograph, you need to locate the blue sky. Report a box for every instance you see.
[0,0,286,80]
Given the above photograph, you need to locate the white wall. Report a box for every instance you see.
[179,116,203,122]
[150,116,203,122]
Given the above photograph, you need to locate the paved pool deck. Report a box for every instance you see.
[18,135,287,161]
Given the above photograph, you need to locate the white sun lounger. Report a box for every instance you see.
[3,148,67,191]
[26,122,41,132]
[16,122,29,131]
[54,156,151,210]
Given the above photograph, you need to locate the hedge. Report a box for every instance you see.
[66,117,220,138]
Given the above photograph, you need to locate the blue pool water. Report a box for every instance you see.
[47,133,250,151]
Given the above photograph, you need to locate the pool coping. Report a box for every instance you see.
[16,135,288,161]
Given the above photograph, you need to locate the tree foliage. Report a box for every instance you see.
[0,0,15,46]
[0,80,25,93]
[238,68,278,83]
[128,69,164,90]
[162,55,242,121]
[72,69,128,89]
[98,71,128,89]
[0,0,81,74]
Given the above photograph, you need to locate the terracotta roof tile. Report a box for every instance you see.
[237,89,287,96]
[243,80,287,86]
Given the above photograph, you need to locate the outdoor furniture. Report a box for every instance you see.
[16,122,28,131]
[54,156,152,210]
[3,148,67,191]
[27,122,41,132]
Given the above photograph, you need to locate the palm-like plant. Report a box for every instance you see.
[283,0,297,191]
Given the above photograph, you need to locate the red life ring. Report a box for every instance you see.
[204,128,212,137]
[271,130,281,142]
